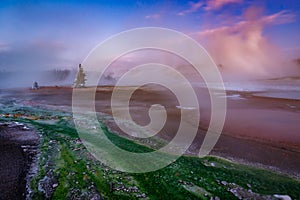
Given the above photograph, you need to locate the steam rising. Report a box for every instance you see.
[0,69,76,88]
[198,6,299,79]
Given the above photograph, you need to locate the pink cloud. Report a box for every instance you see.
[262,10,295,25]
[145,14,161,19]
[205,0,243,10]
[178,1,203,16]
[195,8,297,77]
[197,9,296,37]
[0,43,10,52]
[178,0,242,16]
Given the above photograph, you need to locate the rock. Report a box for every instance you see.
[221,181,228,186]
[225,182,281,200]
[273,194,292,200]
[90,193,101,200]
[38,175,55,198]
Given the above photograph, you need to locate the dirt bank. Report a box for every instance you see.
[0,122,39,200]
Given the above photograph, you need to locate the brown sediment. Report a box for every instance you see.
[1,86,300,177]
[0,123,39,200]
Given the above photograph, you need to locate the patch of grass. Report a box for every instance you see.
[102,124,154,153]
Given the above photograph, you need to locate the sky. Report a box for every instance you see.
[0,0,299,79]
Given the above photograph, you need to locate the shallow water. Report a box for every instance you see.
[193,77,300,94]
[253,91,300,100]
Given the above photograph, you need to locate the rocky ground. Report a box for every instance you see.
[0,121,40,200]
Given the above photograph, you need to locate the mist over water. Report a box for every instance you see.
[0,69,76,88]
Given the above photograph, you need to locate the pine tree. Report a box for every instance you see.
[73,64,86,88]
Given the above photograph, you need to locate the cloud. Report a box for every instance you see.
[145,14,161,19]
[198,9,295,37]
[178,0,242,16]
[0,43,10,52]
[261,10,296,25]
[195,7,297,78]
[178,1,203,16]
[205,0,243,10]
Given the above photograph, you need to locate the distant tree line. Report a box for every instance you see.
[44,69,72,81]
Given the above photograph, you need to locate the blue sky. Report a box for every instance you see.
[0,0,299,72]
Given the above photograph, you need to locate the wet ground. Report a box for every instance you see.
[0,122,39,200]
